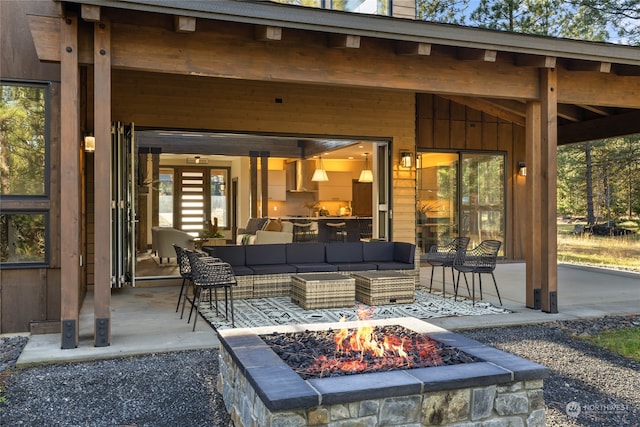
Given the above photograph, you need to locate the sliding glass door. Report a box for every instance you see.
[417,151,505,256]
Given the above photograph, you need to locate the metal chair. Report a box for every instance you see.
[453,239,502,306]
[184,250,237,330]
[425,237,470,297]
[173,245,210,314]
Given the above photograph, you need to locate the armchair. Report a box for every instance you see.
[152,227,194,263]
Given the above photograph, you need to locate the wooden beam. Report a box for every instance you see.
[255,25,282,41]
[540,68,558,313]
[515,54,556,68]
[564,59,611,73]
[558,68,640,108]
[525,101,541,310]
[328,34,360,49]
[557,104,582,122]
[457,48,497,62]
[558,109,640,144]
[174,16,196,33]
[577,104,611,116]
[60,13,80,350]
[81,5,100,22]
[395,41,431,56]
[27,16,540,100]
[93,17,112,346]
[441,95,525,126]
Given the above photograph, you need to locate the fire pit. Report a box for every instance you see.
[217,317,549,426]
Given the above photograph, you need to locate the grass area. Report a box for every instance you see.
[557,222,640,272]
[582,327,640,362]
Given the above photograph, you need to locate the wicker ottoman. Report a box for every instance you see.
[352,271,415,305]
[291,273,355,309]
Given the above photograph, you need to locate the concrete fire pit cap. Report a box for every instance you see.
[217,317,550,411]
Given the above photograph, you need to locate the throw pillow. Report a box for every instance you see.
[244,218,268,234]
[263,218,282,232]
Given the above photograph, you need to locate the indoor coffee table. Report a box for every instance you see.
[291,273,355,309]
[352,271,415,305]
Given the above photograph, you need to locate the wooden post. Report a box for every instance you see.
[525,101,542,309]
[249,154,258,218]
[260,155,269,218]
[60,13,80,349]
[540,68,559,313]
[93,17,112,346]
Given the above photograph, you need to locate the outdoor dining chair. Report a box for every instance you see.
[173,244,210,314]
[453,239,502,306]
[425,236,470,297]
[184,250,237,330]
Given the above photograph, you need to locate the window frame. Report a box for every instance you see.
[0,80,51,267]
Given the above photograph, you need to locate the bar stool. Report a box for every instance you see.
[326,221,347,243]
[293,222,317,243]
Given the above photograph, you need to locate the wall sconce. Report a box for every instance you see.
[311,156,329,182]
[400,151,413,168]
[84,134,95,152]
[518,161,527,177]
[358,153,373,183]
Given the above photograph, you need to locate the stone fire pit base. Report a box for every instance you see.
[217,318,549,427]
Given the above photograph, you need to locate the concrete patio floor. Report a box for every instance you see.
[13,263,640,367]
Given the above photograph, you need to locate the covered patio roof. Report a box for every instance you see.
[53,0,640,144]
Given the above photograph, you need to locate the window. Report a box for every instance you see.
[158,168,174,227]
[210,168,229,228]
[0,213,47,264]
[0,82,49,267]
[272,0,391,15]
[1,84,47,196]
[417,152,505,256]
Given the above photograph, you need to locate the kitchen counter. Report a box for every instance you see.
[276,217,372,242]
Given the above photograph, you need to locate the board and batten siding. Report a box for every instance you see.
[416,94,526,259]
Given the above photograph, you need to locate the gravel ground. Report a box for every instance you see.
[0,315,638,426]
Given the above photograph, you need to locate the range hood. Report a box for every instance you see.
[286,159,318,192]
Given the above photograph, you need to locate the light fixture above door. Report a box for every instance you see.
[186,156,208,165]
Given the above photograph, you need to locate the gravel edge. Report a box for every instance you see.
[1,315,639,426]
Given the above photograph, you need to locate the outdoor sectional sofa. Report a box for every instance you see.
[202,241,418,300]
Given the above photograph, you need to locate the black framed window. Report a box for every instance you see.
[0,82,50,267]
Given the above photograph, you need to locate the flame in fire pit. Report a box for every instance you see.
[308,306,443,376]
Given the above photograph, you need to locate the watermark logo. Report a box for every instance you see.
[566,401,581,418]
[566,401,629,418]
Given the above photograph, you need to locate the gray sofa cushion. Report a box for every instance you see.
[201,245,253,276]
[325,242,364,263]
[245,244,295,274]
[362,241,395,262]
[286,243,337,273]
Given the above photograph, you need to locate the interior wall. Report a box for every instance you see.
[416,94,526,259]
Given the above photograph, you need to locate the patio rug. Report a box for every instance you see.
[197,290,511,330]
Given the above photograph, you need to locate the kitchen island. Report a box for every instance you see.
[280,216,372,243]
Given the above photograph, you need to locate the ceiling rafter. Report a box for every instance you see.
[174,16,196,33]
[395,41,431,56]
[439,95,525,126]
[255,25,282,41]
[457,48,498,62]
[328,34,360,49]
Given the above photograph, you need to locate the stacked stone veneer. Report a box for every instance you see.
[217,318,549,427]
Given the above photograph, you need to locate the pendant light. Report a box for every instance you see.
[311,156,329,182]
[358,153,373,183]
